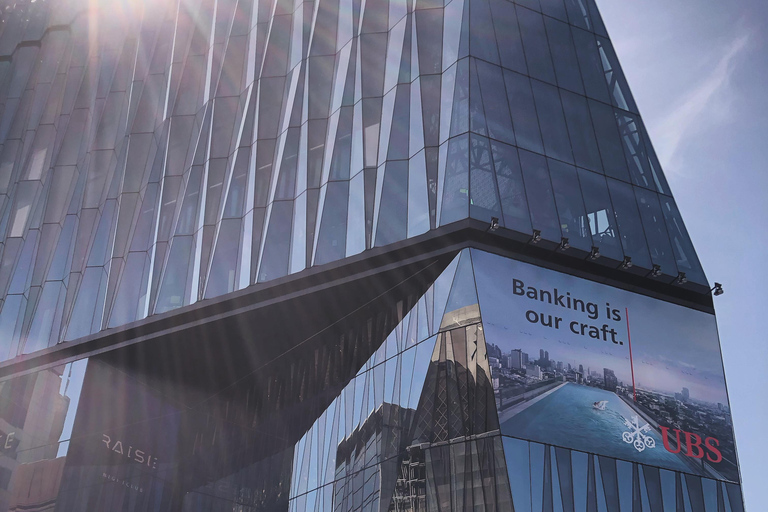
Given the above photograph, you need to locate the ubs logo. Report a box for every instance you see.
[659,426,722,463]
[102,434,158,469]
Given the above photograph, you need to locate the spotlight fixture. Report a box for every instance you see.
[676,272,687,285]
[588,246,600,260]
[618,256,632,270]
[650,264,662,277]
[559,237,570,251]
[530,229,542,244]
[487,217,499,232]
[711,282,724,296]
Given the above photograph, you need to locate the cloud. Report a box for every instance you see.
[653,32,751,171]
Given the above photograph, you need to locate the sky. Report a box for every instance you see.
[595,0,768,509]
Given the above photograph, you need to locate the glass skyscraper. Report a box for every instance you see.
[0,0,744,510]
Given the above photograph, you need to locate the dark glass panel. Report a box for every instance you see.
[595,36,638,114]
[545,17,584,94]
[519,149,561,242]
[540,0,568,21]
[258,201,293,282]
[588,99,630,181]
[439,135,469,225]
[549,158,592,251]
[634,187,678,275]
[516,6,556,84]
[491,140,532,234]
[571,28,610,104]
[560,90,602,172]
[502,70,544,154]
[576,169,622,259]
[606,178,652,269]
[470,0,501,64]
[489,0,527,74]
[476,60,515,145]
[531,80,574,164]
[375,161,408,246]
[469,135,503,223]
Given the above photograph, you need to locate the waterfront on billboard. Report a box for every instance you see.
[471,249,739,482]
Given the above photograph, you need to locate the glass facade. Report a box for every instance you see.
[0,0,743,510]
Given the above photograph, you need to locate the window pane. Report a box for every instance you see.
[531,80,573,164]
[549,158,592,251]
[517,7,556,84]
[561,90,602,172]
[576,169,623,261]
[519,150,560,242]
[491,140,532,234]
[606,179,652,269]
[503,70,543,154]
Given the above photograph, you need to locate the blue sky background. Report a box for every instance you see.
[595,0,768,508]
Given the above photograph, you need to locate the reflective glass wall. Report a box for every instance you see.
[0,0,707,362]
[0,250,743,510]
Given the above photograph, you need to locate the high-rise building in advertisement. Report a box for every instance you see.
[0,0,744,510]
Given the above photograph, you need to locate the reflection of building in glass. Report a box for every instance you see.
[603,369,618,392]
[0,0,744,509]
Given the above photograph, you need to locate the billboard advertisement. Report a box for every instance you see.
[472,249,738,482]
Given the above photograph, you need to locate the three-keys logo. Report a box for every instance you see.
[621,415,656,452]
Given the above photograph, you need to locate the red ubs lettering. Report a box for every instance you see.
[659,426,722,463]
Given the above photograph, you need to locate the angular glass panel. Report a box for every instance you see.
[0,295,26,361]
[65,267,106,340]
[491,140,532,234]
[387,84,410,161]
[205,218,242,298]
[573,450,589,512]
[469,135,503,224]
[503,70,544,154]
[531,80,574,164]
[470,0,500,64]
[545,17,584,95]
[154,235,193,313]
[572,28,611,104]
[416,8,443,75]
[346,171,366,257]
[634,187,678,275]
[616,111,655,190]
[659,197,707,285]
[476,60,515,145]
[541,0,568,22]
[258,201,293,282]
[408,152,430,237]
[659,469,677,512]
[616,460,633,512]
[315,181,349,264]
[530,442,545,512]
[606,179,652,270]
[577,169,623,261]
[516,7,556,84]
[374,161,408,246]
[564,0,591,30]
[449,58,470,139]
[108,252,149,328]
[561,90,602,172]
[25,281,66,352]
[519,150,561,243]
[588,99,630,182]
[438,136,469,226]
[489,0,527,74]
[549,158,592,252]
[596,36,638,114]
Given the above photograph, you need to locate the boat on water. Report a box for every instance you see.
[592,400,608,410]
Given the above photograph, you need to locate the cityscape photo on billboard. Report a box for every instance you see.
[472,249,738,483]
